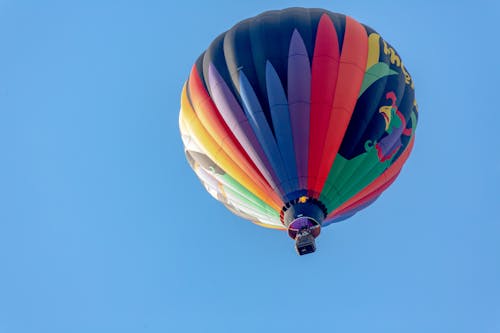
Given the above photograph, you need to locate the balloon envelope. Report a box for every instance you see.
[179,8,418,242]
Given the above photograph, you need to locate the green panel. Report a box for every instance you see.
[320,145,392,212]
[359,63,398,97]
[220,174,280,220]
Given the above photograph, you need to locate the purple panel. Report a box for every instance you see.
[207,63,284,196]
[376,123,404,162]
[287,30,311,190]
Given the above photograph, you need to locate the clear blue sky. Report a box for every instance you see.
[0,0,499,332]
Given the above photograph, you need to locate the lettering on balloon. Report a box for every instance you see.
[382,40,414,89]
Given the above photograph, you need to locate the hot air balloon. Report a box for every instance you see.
[179,7,418,255]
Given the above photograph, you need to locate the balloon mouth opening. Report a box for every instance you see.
[287,217,321,239]
[281,196,326,241]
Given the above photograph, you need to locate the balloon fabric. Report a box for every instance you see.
[179,7,418,254]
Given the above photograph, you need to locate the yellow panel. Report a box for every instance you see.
[366,33,381,70]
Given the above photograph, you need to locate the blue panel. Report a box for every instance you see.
[265,61,299,196]
[238,71,293,195]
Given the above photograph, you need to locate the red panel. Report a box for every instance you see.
[312,16,369,195]
[307,14,340,196]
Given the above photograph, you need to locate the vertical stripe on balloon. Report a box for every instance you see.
[312,15,369,196]
[287,29,311,191]
[265,60,299,198]
[307,14,340,197]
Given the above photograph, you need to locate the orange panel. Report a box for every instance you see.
[312,16,369,195]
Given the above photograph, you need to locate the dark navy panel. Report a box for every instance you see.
[222,18,277,129]
[362,24,378,37]
[339,76,407,159]
[247,10,293,103]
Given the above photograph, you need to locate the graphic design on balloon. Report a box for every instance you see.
[179,8,418,255]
